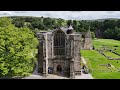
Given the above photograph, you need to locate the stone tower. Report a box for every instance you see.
[84,26,92,50]
[37,26,81,79]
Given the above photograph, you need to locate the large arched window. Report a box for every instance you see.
[54,30,66,56]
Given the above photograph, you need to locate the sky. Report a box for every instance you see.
[0,11,120,20]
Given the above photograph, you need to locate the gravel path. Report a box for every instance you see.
[75,70,93,79]
[24,72,93,79]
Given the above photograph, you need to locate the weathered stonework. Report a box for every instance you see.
[83,30,92,50]
[75,30,92,50]
[37,26,92,79]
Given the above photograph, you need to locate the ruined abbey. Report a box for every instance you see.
[37,25,92,79]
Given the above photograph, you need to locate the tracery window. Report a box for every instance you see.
[54,30,65,56]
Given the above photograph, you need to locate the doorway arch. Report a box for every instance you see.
[57,65,62,72]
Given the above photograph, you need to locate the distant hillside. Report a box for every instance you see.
[1,16,120,22]
[86,18,120,22]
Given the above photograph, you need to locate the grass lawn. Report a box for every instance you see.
[81,50,120,79]
[103,51,120,58]
[81,39,120,79]
[113,49,120,55]
[92,39,120,54]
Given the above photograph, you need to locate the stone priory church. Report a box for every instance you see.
[37,25,92,79]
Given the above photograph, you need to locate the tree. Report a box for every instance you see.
[67,20,73,26]
[114,27,120,40]
[0,17,12,27]
[91,32,96,39]
[103,20,116,30]
[103,28,114,39]
[0,17,39,77]
[73,20,78,31]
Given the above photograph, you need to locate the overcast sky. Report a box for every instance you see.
[0,11,120,20]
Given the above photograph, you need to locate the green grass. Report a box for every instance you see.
[103,51,120,58]
[81,39,120,79]
[92,39,120,54]
[113,48,120,55]
[81,50,120,79]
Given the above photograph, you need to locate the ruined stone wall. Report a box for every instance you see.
[83,31,92,50]
[48,58,70,75]
[84,37,92,50]
[68,34,81,78]
[73,34,81,75]
[38,29,82,78]
[38,34,44,73]
[38,33,48,76]
[47,34,52,58]
[66,35,71,58]
[79,31,92,50]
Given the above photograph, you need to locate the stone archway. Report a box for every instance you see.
[54,63,64,76]
[56,64,63,76]
[57,65,62,72]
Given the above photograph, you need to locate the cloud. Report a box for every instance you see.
[14,11,28,13]
[69,11,120,20]
[37,11,120,20]
[39,11,82,20]
[33,11,120,20]
[0,11,13,15]
[1,11,120,20]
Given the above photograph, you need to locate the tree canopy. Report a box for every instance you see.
[0,17,39,77]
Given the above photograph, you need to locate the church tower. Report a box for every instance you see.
[84,26,92,50]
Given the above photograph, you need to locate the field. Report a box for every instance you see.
[103,51,120,58]
[81,39,120,79]
[93,39,120,54]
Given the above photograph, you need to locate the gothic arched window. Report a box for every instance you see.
[54,30,66,56]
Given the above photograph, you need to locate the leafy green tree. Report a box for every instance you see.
[103,20,116,30]
[114,27,120,40]
[103,28,114,39]
[0,17,38,77]
[67,20,73,26]
[0,17,12,27]
[91,32,96,39]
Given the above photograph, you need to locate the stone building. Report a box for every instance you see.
[80,29,92,50]
[83,29,92,50]
[37,25,92,79]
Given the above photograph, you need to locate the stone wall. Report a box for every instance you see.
[38,29,82,78]
[84,37,92,50]
[80,31,92,50]
[48,58,70,76]
[47,34,52,58]
[38,34,44,73]
[73,34,81,75]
